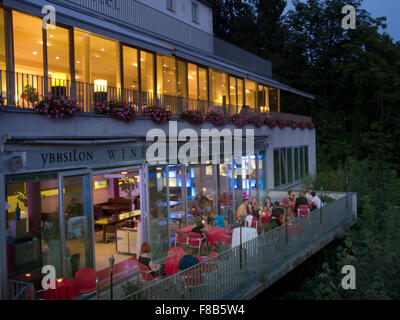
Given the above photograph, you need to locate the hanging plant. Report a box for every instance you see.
[34,95,80,119]
[205,110,228,126]
[298,122,306,130]
[229,113,249,128]
[180,110,206,125]
[306,121,315,129]
[96,100,136,122]
[143,105,172,123]
[265,118,277,129]
[248,114,265,128]
[277,119,287,129]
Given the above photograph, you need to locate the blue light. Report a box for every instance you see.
[169,170,177,178]
[234,179,238,189]
[259,180,264,189]
[191,187,196,197]
[250,179,257,188]
[186,178,191,187]
[177,177,182,187]
[190,168,196,178]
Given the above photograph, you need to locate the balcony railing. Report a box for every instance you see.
[120,192,356,300]
[0,70,272,120]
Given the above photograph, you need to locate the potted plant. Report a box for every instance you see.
[34,95,80,119]
[180,110,206,125]
[143,105,172,123]
[229,113,249,128]
[205,110,228,126]
[21,85,39,104]
[248,114,265,128]
[96,100,136,122]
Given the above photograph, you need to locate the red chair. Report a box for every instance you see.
[174,232,188,247]
[168,247,185,259]
[138,263,160,282]
[297,205,310,216]
[187,232,206,256]
[245,216,259,229]
[75,268,99,298]
[181,267,206,291]
[220,229,233,244]
[203,252,218,273]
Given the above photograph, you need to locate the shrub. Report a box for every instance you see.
[96,100,136,122]
[34,95,80,119]
[248,114,265,128]
[229,113,249,127]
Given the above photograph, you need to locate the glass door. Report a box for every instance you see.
[58,171,93,278]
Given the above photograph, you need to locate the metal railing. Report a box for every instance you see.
[1,70,271,120]
[121,193,356,300]
[8,280,35,300]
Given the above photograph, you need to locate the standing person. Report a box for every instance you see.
[294,192,309,217]
[237,198,250,224]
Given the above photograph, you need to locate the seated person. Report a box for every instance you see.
[250,198,260,220]
[191,217,206,238]
[311,192,322,210]
[138,242,164,277]
[294,192,309,217]
[305,188,314,204]
[264,202,284,232]
[178,248,200,271]
[237,198,250,225]
[211,212,228,230]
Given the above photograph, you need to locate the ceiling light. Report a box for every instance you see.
[32,51,37,55]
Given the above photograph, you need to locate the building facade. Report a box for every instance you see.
[0,0,316,299]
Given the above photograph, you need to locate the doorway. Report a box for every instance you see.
[92,169,141,272]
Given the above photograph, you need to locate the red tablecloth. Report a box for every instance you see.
[42,278,79,300]
[176,225,195,235]
[205,227,227,247]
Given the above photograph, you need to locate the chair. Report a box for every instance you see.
[75,268,99,299]
[219,230,233,245]
[297,205,310,216]
[138,263,160,282]
[245,215,258,229]
[187,232,206,256]
[105,224,116,243]
[168,247,185,259]
[203,252,218,273]
[181,267,206,295]
[174,232,188,247]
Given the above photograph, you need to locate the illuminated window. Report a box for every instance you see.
[75,30,119,89]
[188,63,198,100]
[177,60,187,98]
[157,54,176,96]
[237,78,244,108]
[245,79,257,109]
[123,46,138,92]
[47,26,71,95]
[140,50,154,95]
[0,9,6,94]
[229,76,237,107]
[209,69,228,106]
[269,87,280,112]
[198,67,208,101]
[258,85,270,112]
[13,12,43,76]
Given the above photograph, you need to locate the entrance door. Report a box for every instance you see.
[58,171,93,278]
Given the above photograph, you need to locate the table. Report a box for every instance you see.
[205,227,227,247]
[175,225,195,235]
[42,278,79,300]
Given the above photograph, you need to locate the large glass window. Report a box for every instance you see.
[237,78,244,111]
[123,46,139,102]
[177,60,187,99]
[0,9,7,96]
[198,67,208,101]
[258,152,266,200]
[6,174,62,281]
[47,26,71,97]
[280,149,287,185]
[13,12,44,107]
[274,150,280,187]
[258,85,270,112]
[75,30,119,90]
[209,68,228,106]
[269,87,280,112]
[294,147,300,181]
[218,162,234,224]
[229,76,237,107]
[157,54,176,97]
[300,147,305,179]
[140,50,154,95]
[245,79,257,109]
[305,146,309,176]
[188,63,198,101]
[149,166,169,260]
[287,148,293,184]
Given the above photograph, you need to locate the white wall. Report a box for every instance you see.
[137,0,213,34]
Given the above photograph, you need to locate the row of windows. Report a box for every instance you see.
[166,0,199,24]
[274,146,309,188]
[0,9,279,111]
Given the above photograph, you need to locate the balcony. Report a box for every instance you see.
[0,70,312,130]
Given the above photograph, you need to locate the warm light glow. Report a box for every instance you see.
[25,274,31,277]
[94,79,108,92]
[32,51,37,55]
[121,171,128,175]
[56,278,63,283]
[51,73,67,86]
